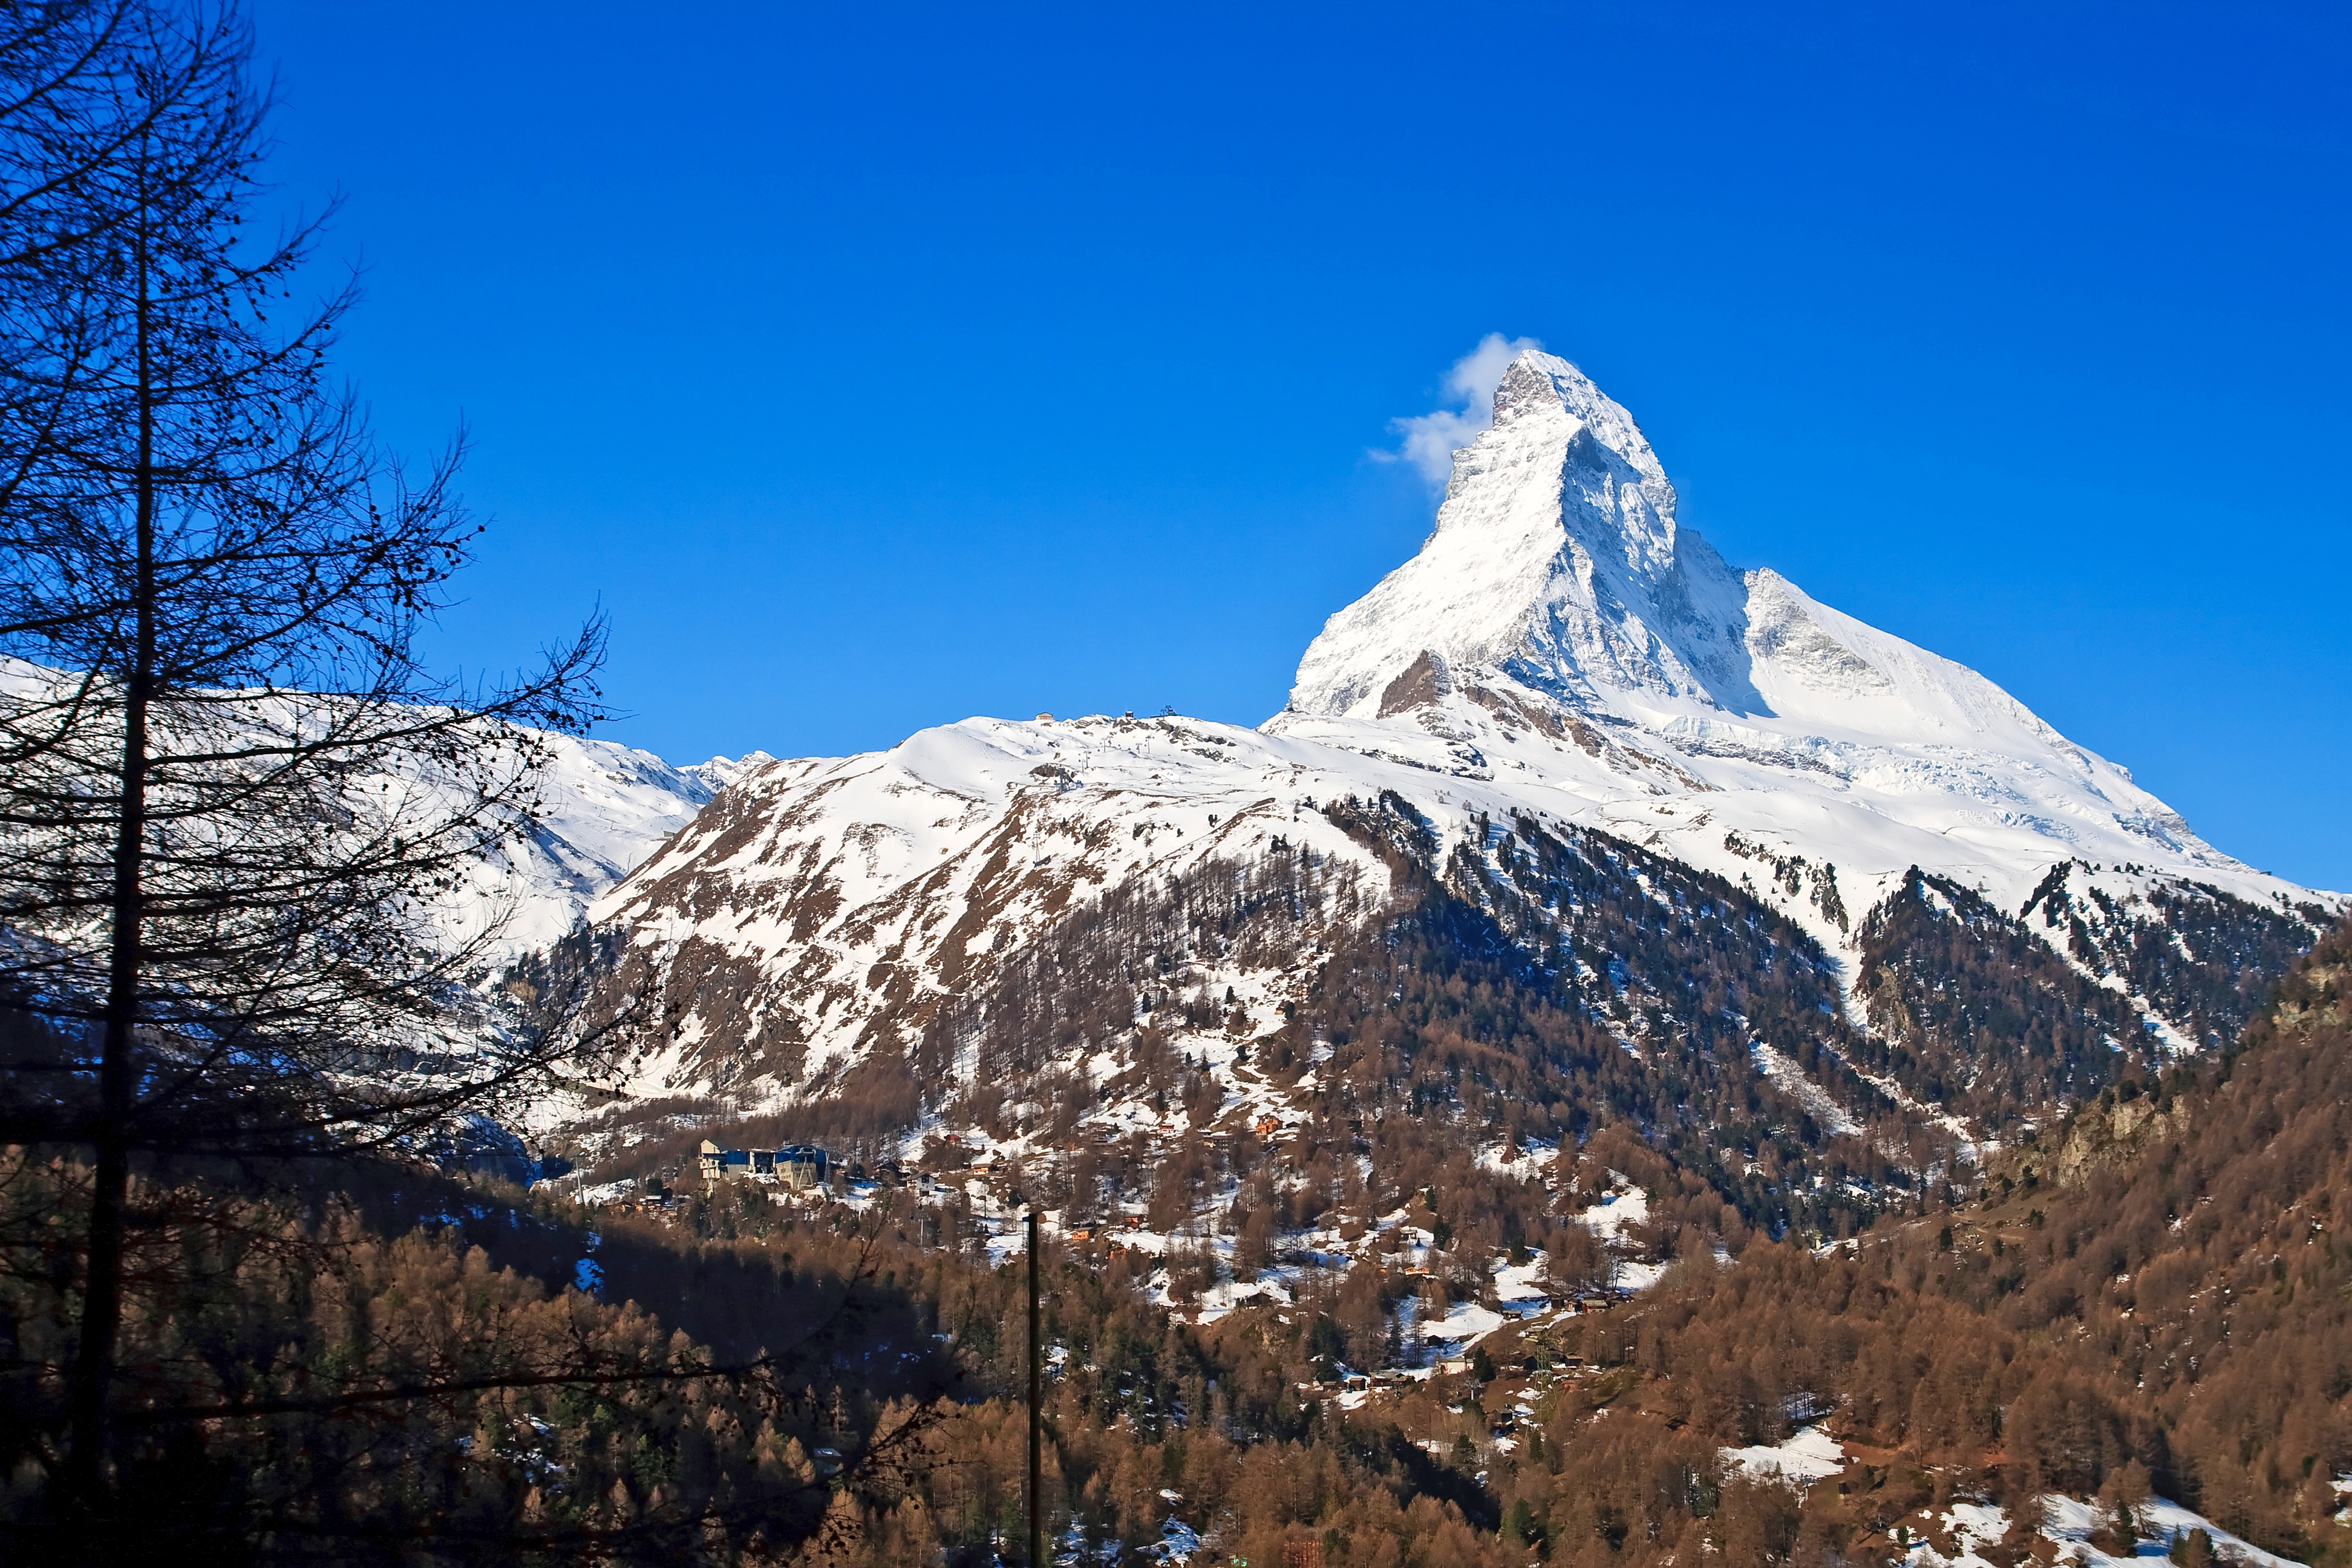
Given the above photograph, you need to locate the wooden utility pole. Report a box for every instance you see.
[1028,1208,1043,1566]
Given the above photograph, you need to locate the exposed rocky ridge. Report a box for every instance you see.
[2004,1085,2190,1192]
[567,715,1392,1105]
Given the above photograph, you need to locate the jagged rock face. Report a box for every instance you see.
[542,350,2337,1154]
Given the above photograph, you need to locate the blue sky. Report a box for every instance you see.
[248,2,2351,889]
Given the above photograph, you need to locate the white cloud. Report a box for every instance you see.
[1377,333,1541,482]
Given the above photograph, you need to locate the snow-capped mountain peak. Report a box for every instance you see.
[1285,348,2115,760]
[548,345,2334,1136]
[1288,347,1740,720]
[1264,345,2323,926]
[1489,348,1671,498]
[682,750,776,795]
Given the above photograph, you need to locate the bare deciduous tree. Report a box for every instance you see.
[0,0,613,1517]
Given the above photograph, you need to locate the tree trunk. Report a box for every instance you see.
[62,199,153,1516]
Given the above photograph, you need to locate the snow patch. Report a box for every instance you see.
[1723,1424,1846,1484]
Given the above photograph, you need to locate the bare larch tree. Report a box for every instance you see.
[0,0,612,1520]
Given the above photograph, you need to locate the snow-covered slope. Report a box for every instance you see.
[0,655,738,972]
[453,734,765,964]
[573,349,2334,1113]
[586,713,1387,1096]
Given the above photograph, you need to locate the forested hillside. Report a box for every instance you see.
[13,907,2344,1563]
[1447,904,2352,1565]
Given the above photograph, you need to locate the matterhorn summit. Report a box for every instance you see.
[1287,348,2076,754]
[1267,348,2261,920]
[1287,349,1749,720]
